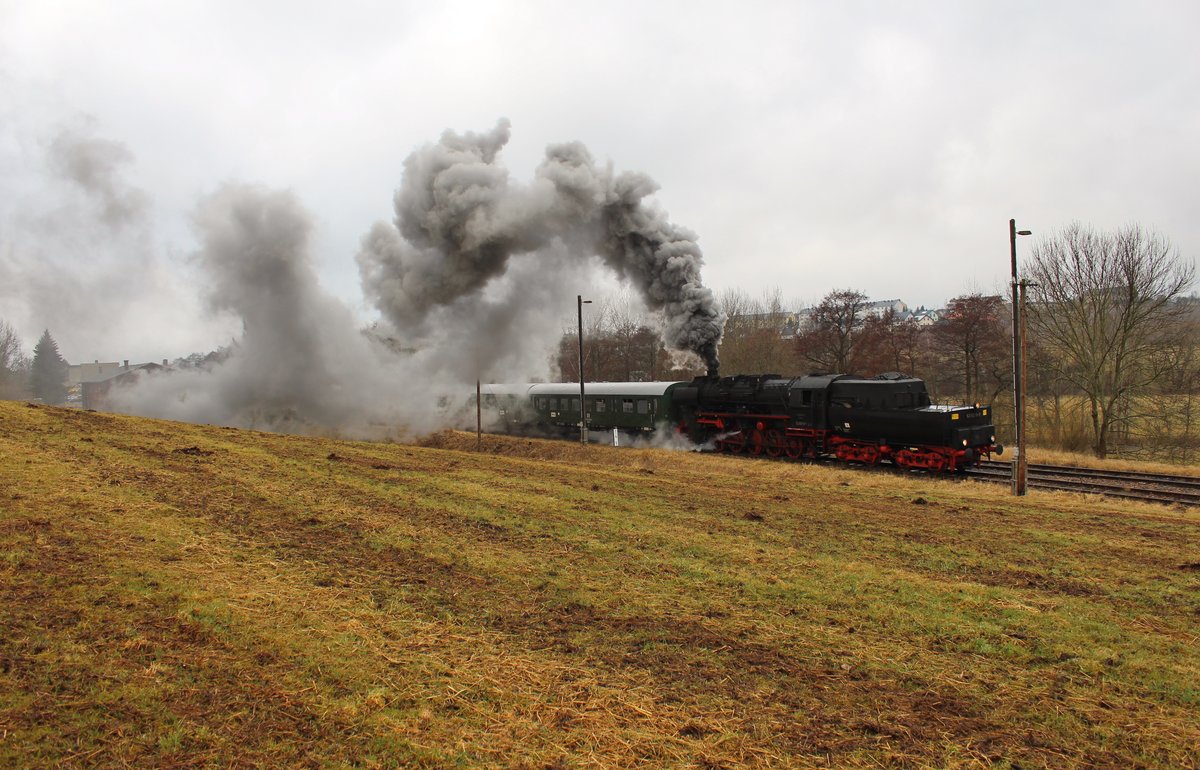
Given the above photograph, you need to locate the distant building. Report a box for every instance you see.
[793,299,913,329]
[68,361,124,386]
[781,299,952,336]
[79,360,169,410]
[739,311,801,339]
[906,307,942,326]
[861,299,908,319]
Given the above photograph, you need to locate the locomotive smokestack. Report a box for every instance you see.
[699,340,720,378]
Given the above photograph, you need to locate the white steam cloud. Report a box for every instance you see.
[0,120,218,362]
[103,121,725,437]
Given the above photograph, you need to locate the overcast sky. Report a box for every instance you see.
[2,0,1197,364]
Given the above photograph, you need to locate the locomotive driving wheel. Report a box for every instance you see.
[784,436,805,459]
[765,430,784,457]
[723,431,746,454]
[747,430,765,456]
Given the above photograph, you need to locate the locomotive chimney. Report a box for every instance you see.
[707,364,719,378]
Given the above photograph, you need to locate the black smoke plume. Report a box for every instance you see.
[358,119,725,373]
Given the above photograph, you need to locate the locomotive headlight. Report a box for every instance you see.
[990,434,996,443]
[962,439,968,446]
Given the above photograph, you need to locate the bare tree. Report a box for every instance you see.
[929,294,1010,404]
[717,287,794,374]
[559,296,615,381]
[1025,223,1195,457]
[556,291,678,382]
[855,308,927,377]
[1137,299,1200,462]
[0,320,31,399]
[795,289,869,373]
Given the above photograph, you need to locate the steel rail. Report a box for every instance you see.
[965,462,1200,507]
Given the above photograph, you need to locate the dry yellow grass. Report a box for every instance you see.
[1026,445,1200,477]
[2,402,1199,768]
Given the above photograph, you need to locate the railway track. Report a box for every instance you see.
[714,448,1200,508]
[964,460,1200,508]
[488,429,1200,508]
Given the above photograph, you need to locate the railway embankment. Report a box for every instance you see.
[2,401,1199,768]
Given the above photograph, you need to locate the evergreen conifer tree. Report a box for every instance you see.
[31,329,69,404]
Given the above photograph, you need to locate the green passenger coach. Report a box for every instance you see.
[480,382,684,437]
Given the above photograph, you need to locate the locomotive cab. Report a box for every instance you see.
[787,374,841,430]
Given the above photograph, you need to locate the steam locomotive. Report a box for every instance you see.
[480,371,1002,472]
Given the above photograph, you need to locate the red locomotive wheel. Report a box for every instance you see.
[765,430,783,457]
[747,430,765,456]
[785,437,804,459]
[725,432,746,453]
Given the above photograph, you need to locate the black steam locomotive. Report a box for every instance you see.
[671,372,1001,472]
[480,371,1002,472]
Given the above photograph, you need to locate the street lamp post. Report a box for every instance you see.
[1009,219,1033,495]
[577,295,592,444]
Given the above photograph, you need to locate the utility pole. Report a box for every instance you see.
[1009,219,1032,495]
[577,295,592,444]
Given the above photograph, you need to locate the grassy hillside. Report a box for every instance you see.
[2,401,1198,769]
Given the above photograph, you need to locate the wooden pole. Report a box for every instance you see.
[1009,219,1032,495]
[578,295,591,444]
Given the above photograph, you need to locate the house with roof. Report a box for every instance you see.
[906,306,942,326]
[78,360,169,410]
[860,299,908,319]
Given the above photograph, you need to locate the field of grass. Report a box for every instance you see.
[2,400,1199,769]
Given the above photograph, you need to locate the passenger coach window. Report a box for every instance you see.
[623,399,634,413]
[571,398,580,412]
[637,400,650,414]
[595,399,606,412]
[550,398,559,410]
